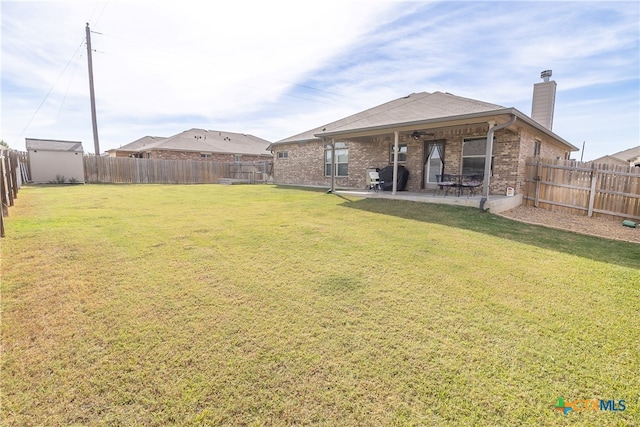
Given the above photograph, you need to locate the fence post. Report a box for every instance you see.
[587,163,598,217]
[0,151,5,237]
[1,151,8,217]
[2,152,12,210]
[534,158,542,208]
[8,152,19,201]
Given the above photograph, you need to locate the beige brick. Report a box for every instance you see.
[273,124,570,196]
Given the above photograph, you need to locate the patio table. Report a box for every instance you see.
[437,174,484,197]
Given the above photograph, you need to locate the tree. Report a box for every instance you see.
[0,140,10,149]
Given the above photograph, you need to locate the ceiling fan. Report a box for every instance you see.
[410,130,435,140]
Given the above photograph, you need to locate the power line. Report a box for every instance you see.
[57,49,85,119]
[14,37,86,146]
[12,0,110,148]
[88,0,110,30]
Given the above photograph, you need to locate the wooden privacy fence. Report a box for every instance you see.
[84,156,273,184]
[225,161,273,184]
[523,157,640,221]
[1,149,28,237]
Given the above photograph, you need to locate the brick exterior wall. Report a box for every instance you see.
[273,143,328,187]
[490,129,521,195]
[146,150,270,162]
[515,130,571,194]
[273,123,572,195]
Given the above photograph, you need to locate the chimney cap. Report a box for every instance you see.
[541,70,553,82]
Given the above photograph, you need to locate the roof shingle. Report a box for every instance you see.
[112,129,271,156]
[276,92,504,143]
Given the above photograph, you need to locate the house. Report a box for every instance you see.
[108,128,272,162]
[590,146,640,168]
[270,72,578,200]
[25,138,85,183]
[107,136,166,158]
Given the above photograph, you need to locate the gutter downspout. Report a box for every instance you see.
[479,114,516,210]
[392,131,399,195]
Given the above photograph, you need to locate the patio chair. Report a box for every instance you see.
[461,174,484,197]
[368,170,382,192]
[436,174,459,196]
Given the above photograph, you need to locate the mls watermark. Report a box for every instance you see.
[555,398,626,415]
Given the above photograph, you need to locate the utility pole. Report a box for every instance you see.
[86,23,100,155]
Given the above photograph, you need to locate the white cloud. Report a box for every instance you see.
[1,1,638,161]
[1,0,396,148]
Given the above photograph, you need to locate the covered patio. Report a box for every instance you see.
[271,90,578,197]
[335,188,522,214]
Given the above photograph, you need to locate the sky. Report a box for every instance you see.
[1,1,638,161]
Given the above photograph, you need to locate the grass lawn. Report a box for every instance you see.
[1,184,638,426]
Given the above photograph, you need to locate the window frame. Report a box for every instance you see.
[389,143,407,163]
[325,142,348,177]
[462,137,492,176]
[533,139,541,156]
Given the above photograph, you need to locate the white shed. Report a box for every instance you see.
[26,138,85,183]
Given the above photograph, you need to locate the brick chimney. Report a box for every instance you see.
[531,70,556,130]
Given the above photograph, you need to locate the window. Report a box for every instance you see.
[277,151,288,159]
[200,152,212,158]
[389,144,407,162]
[234,155,242,162]
[462,137,491,175]
[325,142,348,176]
[533,140,541,156]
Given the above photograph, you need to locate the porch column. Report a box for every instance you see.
[392,131,399,195]
[330,138,335,193]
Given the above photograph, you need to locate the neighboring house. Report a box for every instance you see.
[270,73,578,196]
[108,128,272,162]
[107,136,166,158]
[25,138,85,183]
[590,146,640,168]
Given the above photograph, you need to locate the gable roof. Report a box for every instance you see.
[589,155,630,166]
[25,138,84,152]
[109,136,166,152]
[613,146,640,162]
[112,128,272,156]
[591,146,640,165]
[277,92,504,143]
[275,91,577,151]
